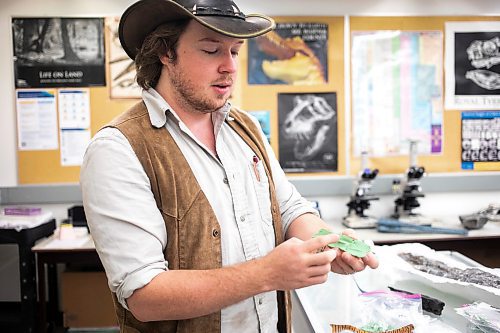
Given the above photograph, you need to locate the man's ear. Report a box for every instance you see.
[160,55,170,65]
[160,51,175,65]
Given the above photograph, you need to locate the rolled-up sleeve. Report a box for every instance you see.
[80,128,168,310]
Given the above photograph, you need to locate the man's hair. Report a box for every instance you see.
[135,20,190,90]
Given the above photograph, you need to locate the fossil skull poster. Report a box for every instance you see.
[445,21,500,110]
[278,92,337,172]
[12,18,105,88]
[247,22,328,85]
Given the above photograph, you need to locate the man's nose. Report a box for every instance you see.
[219,52,237,74]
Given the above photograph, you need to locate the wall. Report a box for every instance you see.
[0,0,499,327]
[1,0,500,185]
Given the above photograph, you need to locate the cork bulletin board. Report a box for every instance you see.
[15,15,500,184]
[348,16,500,175]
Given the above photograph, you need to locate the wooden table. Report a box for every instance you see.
[32,231,100,333]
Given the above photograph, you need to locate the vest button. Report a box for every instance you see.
[212,229,220,237]
[223,177,229,184]
[240,216,245,222]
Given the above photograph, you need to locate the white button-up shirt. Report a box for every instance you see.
[80,88,318,333]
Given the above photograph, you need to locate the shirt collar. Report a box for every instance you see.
[142,88,233,128]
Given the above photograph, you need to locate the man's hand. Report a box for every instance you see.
[260,234,339,291]
[329,229,379,275]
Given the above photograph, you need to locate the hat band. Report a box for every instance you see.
[190,5,246,20]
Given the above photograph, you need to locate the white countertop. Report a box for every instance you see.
[325,218,500,243]
[294,248,498,333]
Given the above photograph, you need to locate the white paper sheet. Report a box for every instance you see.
[58,88,90,129]
[60,129,91,166]
[16,89,58,150]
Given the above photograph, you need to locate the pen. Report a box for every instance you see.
[252,155,260,182]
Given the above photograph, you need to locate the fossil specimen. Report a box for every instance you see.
[398,252,500,289]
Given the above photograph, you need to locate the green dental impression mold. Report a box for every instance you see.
[313,228,371,258]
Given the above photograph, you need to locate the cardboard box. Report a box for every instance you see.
[61,271,118,328]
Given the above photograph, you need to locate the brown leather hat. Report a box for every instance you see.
[119,0,275,59]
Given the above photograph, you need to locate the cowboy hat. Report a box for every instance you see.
[119,0,275,59]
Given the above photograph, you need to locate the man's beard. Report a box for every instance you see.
[169,67,231,114]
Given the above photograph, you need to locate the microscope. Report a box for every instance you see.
[343,152,379,229]
[391,140,433,225]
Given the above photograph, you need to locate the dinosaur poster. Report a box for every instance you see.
[278,92,338,172]
[445,21,500,110]
[247,22,328,85]
[12,18,105,88]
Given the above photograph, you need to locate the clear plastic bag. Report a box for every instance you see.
[334,290,423,333]
[455,302,500,333]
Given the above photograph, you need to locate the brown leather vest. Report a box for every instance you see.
[105,102,291,333]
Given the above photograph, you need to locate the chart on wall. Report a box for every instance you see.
[445,21,500,110]
[461,111,500,171]
[12,17,105,88]
[278,92,338,172]
[58,89,91,166]
[15,89,58,151]
[247,22,328,85]
[351,30,443,157]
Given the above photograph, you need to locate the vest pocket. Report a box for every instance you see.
[248,161,273,226]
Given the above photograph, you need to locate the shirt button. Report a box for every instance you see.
[223,177,229,184]
[258,298,263,305]
[240,216,245,222]
[212,229,220,237]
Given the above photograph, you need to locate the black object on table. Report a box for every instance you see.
[67,205,87,230]
[388,286,445,315]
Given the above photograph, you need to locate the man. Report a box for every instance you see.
[80,0,378,332]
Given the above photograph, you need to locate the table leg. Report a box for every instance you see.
[36,254,47,333]
[47,263,59,328]
[19,244,36,333]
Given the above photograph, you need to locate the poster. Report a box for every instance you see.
[16,89,58,150]
[461,111,500,171]
[351,30,443,157]
[248,22,328,85]
[58,89,90,129]
[60,129,91,166]
[106,17,141,99]
[12,17,105,88]
[248,110,271,143]
[445,21,500,110]
[58,89,91,166]
[278,92,337,172]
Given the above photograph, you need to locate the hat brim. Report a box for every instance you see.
[119,0,275,59]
